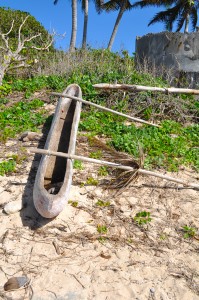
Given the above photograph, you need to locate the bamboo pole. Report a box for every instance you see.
[51,92,159,127]
[93,83,199,95]
[29,148,199,190]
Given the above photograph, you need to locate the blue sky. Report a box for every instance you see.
[1,0,167,54]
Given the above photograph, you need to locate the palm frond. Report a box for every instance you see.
[149,2,182,31]
[126,2,133,10]
[190,7,198,30]
[132,0,199,32]
[132,0,158,9]
[102,0,120,12]
[148,10,170,28]
[195,0,199,10]
[132,0,175,9]
[176,14,186,31]
[102,0,131,11]
[88,137,140,192]
[94,0,104,14]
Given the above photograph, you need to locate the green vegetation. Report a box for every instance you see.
[89,150,102,159]
[0,98,46,142]
[68,200,78,208]
[73,160,84,170]
[0,158,16,176]
[182,225,197,239]
[0,7,52,50]
[159,233,168,241]
[0,49,198,175]
[0,151,27,176]
[98,166,109,176]
[133,211,152,226]
[0,75,68,97]
[86,177,99,186]
[96,200,110,207]
[0,8,54,85]
[80,111,199,171]
[97,224,108,234]
[1,49,167,93]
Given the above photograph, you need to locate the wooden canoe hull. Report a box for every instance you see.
[33,84,82,218]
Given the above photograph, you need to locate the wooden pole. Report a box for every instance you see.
[29,148,199,189]
[51,92,159,127]
[93,83,199,95]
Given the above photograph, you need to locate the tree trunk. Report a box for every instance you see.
[0,69,4,86]
[107,0,127,51]
[69,0,77,52]
[0,59,10,86]
[184,13,190,33]
[82,0,88,49]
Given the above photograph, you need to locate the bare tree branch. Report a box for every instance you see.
[18,15,29,44]
[0,46,7,51]
[7,62,31,71]
[3,20,14,36]
[30,39,53,50]
[24,33,41,43]
[0,16,53,85]
[0,32,10,50]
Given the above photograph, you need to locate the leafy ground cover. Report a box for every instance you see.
[0,98,46,142]
[0,158,16,176]
[80,110,199,171]
[0,50,198,174]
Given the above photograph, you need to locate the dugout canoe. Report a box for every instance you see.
[33,84,82,218]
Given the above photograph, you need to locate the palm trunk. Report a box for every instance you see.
[82,0,88,49]
[107,0,127,51]
[69,0,77,52]
[184,13,190,33]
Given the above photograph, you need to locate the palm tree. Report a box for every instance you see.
[54,0,77,51]
[102,0,132,50]
[54,0,103,50]
[81,0,88,49]
[81,0,103,49]
[132,0,199,33]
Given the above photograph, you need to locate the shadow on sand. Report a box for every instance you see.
[20,115,55,229]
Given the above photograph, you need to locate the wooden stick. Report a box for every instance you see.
[93,83,199,95]
[51,92,159,127]
[29,148,199,189]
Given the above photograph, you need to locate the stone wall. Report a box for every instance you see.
[135,32,199,87]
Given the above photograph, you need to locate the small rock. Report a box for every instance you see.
[44,104,55,111]
[170,134,178,138]
[5,141,17,147]
[0,191,12,205]
[4,200,23,214]
[163,228,172,235]
[20,131,41,142]
[100,251,112,259]
[4,276,29,291]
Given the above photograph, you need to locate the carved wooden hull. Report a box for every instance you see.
[33,84,82,218]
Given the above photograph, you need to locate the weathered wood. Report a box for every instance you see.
[51,92,159,127]
[30,148,199,190]
[93,83,199,95]
[33,84,82,218]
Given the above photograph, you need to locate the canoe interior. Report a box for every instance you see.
[43,97,77,192]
